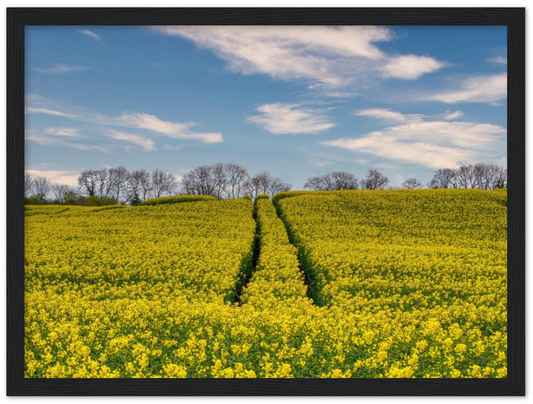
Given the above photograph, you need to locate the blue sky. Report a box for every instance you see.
[25,25,507,189]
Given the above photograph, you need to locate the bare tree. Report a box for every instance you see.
[181,165,218,197]
[362,169,390,190]
[51,183,71,203]
[268,176,292,196]
[32,176,51,202]
[454,165,475,188]
[128,169,152,201]
[330,171,359,190]
[138,169,153,200]
[212,162,228,199]
[244,171,271,201]
[94,168,112,198]
[402,178,422,189]
[304,171,358,191]
[109,166,131,203]
[181,163,252,199]
[24,172,33,198]
[224,163,249,199]
[428,164,507,190]
[473,163,502,190]
[427,168,457,189]
[244,171,292,200]
[303,175,328,191]
[152,169,177,198]
[494,166,507,189]
[78,169,99,197]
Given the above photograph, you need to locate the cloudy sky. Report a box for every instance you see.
[25,25,507,189]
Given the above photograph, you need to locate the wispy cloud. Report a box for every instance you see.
[247,103,335,135]
[25,106,76,118]
[488,56,507,65]
[151,26,445,91]
[25,95,223,144]
[354,108,423,123]
[116,112,223,143]
[25,129,110,153]
[106,130,156,152]
[443,110,463,120]
[321,110,506,168]
[381,54,445,80]
[26,169,81,187]
[80,29,103,42]
[34,64,90,74]
[43,127,83,137]
[428,73,506,104]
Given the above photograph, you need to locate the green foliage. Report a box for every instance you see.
[24,197,48,205]
[83,195,119,206]
[24,191,118,206]
[130,194,142,206]
[140,195,217,206]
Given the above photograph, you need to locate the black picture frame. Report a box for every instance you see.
[7,7,525,396]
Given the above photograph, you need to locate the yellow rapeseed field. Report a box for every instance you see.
[25,189,507,378]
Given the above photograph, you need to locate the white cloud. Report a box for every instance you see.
[307,157,333,168]
[152,26,444,89]
[25,95,223,144]
[25,106,76,118]
[80,29,103,42]
[382,54,445,80]
[355,108,423,123]
[429,73,506,104]
[443,110,463,120]
[307,82,325,90]
[25,129,110,153]
[43,127,82,137]
[324,91,359,99]
[488,56,507,65]
[26,169,80,187]
[247,103,335,135]
[321,113,506,168]
[106,131,156,151]
[116,112,223,143]
[34,64,90,74]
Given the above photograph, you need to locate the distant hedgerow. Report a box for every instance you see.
[140,195,217,206]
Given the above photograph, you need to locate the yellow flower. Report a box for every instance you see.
[455,344,467,355]
[377,351,388,361]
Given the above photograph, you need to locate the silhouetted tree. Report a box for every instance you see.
[362,169,389,190]
[24,172,33,198]
[78,169,99,197]
[152,169,177,198]
[181,163,250,199]
[427,168,457,189]
[181,165,219,197]
[224,163,250,199]
[109,166,131,203]
[401,178,422,189]
[244,171,292,200]
[304,171,358,191]
[51,183,71,204]
[428,163,507,190]
[32,176,51,203]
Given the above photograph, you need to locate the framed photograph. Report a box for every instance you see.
[7,7,524,396]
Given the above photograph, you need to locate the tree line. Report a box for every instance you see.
[24,163,292,205]
[304,163,506,191]
[24,162,506,206]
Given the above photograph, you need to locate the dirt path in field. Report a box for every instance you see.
[232,207,261,304]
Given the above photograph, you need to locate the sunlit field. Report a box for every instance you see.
[25,189,507,378]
